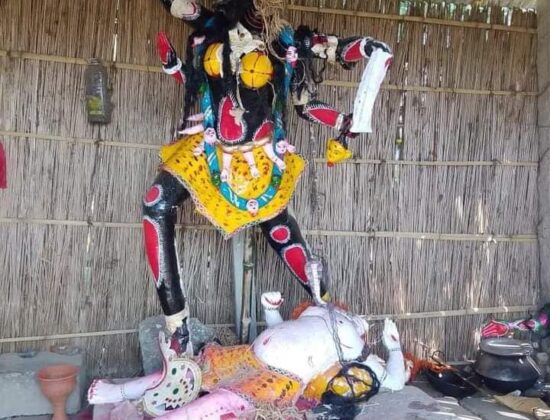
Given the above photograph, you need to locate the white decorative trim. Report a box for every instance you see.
[270,225,291,244]
[162,58,183,75]
[217,95,248,144]
[304,103,340,128]
[282,243,308,283]
[341,37,365,61]
[143,216,164,289]
[252,119,274,143]
[143,185,163,207]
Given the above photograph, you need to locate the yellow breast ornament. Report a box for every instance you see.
[239,51,273,89]
[204,42,223,78]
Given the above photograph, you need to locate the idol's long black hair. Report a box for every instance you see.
[181,0,291,124]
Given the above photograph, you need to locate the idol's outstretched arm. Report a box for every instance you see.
[292,27,392,135]
[293,97,354,138]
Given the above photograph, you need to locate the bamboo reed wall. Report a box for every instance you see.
[0,0,539,377]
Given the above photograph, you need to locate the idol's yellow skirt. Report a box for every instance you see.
[159,134,305,238]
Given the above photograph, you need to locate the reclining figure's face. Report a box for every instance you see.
[214,0,255,23]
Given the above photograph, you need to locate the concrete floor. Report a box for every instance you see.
[3,382,542,420]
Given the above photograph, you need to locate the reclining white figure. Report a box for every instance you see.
[88,291,410,418]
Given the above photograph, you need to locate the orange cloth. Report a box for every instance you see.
[303,364,342,401]
[200,344,302,408]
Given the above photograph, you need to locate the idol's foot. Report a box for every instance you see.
[272,156,286,171]
[249,164,260,178]
[88,379,124,405]
[169,323,192,356]
[220,169,230,182]
[88,372,163,405]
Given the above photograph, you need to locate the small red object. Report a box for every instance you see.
[481,319,510,338]
[156,32,173,64]
[0,142,6,189]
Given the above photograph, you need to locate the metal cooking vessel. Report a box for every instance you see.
[474,338,541,393]
[424,368,477,399]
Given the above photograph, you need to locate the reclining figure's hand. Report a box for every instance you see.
[261,291,284,310]
[261,292,284,327]
[382,318,401,352]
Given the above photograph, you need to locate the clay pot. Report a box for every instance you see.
[37,364,79,420]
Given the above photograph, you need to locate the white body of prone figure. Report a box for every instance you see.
[88,293,410,418]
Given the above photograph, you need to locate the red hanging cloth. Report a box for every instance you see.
[0,142,6,189]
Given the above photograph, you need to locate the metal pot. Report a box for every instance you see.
[424,368,478,399]
[473,338,541,393]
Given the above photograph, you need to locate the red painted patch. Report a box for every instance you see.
[270,225,291,244]
[342,38,365,62]
[156,32,184,84]
[218,96,246,143]
[308,106,340,128]
[143,217,160,284]
[144,185,161,206]
[253,120,274,142]
[283,245,308,284]
[311,35,328,45]
[157,32,173,64]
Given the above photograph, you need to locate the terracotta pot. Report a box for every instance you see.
[37,364,79,420]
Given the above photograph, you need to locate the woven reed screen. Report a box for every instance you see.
[0,0,539,377]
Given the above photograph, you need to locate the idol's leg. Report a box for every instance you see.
[259,210,329,299]
[143,170,191,354]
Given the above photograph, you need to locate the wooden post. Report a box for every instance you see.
[231,230,257,344]
[241,229,257,343]
[538,2,550,303]
[231,232,244,341]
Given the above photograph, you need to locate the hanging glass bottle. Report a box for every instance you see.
[85,58,111,124]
